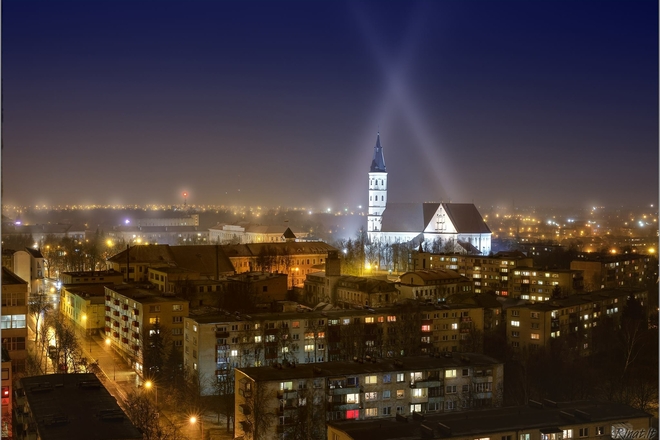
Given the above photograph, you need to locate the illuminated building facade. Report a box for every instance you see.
[365,134,492,255]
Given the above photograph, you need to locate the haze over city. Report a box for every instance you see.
[3,1,658,210]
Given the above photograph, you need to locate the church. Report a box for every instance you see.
[367,133,492,255]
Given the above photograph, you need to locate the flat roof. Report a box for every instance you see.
[237,353,501,382]
[328,400,651,440]
[19,374,142,440]
[107,285,187,304]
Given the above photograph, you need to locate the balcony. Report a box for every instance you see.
[122,315,128,321]
[122,304,129,310]
[415,378,443,388]
[113,300,120,306]
[327,386,360,395]
[239,388,252,398]
[121,327,129,333]
[330,403,360,411]
[113,311,120,317]
[277,389,297,399]
[112,321,119,327]
[121,337,128,343]
[132,321,139,327]
[105,316,111,322]
[215,331,230,338]
[105,306,111,312]
[113,331,119,338]
[133,309,139,315]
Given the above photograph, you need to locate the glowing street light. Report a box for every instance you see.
[190,415,204,439]
[144,380,158,407]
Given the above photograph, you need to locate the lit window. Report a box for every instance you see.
[365,375,377,384]
[346,410,359,419]
[387,316,396,322]
[511,321,520,327]
[365,407,378,417]
[445,369,457,378]
[531,333,540,340]
[365,392,377,400]
[346,393,359,403]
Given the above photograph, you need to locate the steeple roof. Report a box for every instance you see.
[370,133,386,172]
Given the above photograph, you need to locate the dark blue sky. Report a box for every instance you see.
[3,1,658,210]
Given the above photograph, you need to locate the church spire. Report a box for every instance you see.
[370,132,386,172]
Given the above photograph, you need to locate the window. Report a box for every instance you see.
[410,403,422,413]
[530,312,539,319]
[387,316,396,322]
[596,427,604,436]
[520,434,530,440]
[462,368,469,377]
[446,401,455,410]
[502,436,512,440]
[421,324,431,332]
[346,410,359,419]
[445,369,457,378]
[563,430,573,439]
[579,429,588,438]
[254,336,262,343]
[172,316,183,323]
[305,332,314,339]
[396,390,404,398]
[149,306,161,313]
[365,375,377,384]
[383,374,391,383]
[365,317,374,323]
[172,328,182,335]
[149,317,159,325]
[412,388,426,397]
[280,381,293,391]
[382,407,391,415]
[317,332,325,338]
[446,385,457,394]
[383,390,391,399]
[531,333,540,340]
[511,320,520,327]
[396,373,405,382]
[292,321,300,328]
[173,304,183,311]
[230,350,238,356]
[347,377,359,386]
[346,393,359,403]
[1,315,26,329]
[365,392,377,400]
[304,344,314,352]
[365,407,378,417]
[451,323,458,330]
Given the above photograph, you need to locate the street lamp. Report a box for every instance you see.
[144,380,158,408]
[105,338,115,380]
[189,416,203,440]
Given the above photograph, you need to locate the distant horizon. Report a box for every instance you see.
[2,2,658,209]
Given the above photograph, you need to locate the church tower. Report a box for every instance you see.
[368,133,387,239]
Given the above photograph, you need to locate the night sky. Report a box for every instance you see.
[2,1,658,210]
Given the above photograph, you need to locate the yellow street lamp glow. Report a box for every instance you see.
[105,338,111,345]
[190,416,197,424]
[144,380,152,389]
[106,239,113,247]
[82,315,87,321]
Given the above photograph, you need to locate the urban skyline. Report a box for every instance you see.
[2,1,658,210]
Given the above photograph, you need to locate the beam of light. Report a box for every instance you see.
[348,2,462,202]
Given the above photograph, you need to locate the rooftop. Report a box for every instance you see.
[328,400,652,440]
[238,353,501,382]
[1,266,28,285]
[19,374,142,440]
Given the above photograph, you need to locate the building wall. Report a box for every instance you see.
[236,358,503,440]
[1,273,29,374]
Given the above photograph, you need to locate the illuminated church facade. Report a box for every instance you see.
[367,134,492,255]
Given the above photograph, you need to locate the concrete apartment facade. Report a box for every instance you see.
[1,268,29,374]
[236,354,503,440]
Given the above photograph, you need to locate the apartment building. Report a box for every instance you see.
[14,374,142,440]
[327,400,653,440]
[184,303,490,395]
[104,285,188,376]
[571,253,652,291]
[396,269,473,302]
[505,288,648,355]
[223,242,337,288]
[335,276,400,308]
[2,348,12,437]
[235,353,503,440]
[509,267,584,300]
[106,244,234,282]
[1,268,29,374]
[60,284,108,336]
[59,269,124,285]
[413,251,533,296]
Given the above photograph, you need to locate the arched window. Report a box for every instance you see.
[381,196,384,201]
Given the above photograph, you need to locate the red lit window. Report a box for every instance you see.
[2,387,9,397]
[346,410,359,419]
[421,325,431,332]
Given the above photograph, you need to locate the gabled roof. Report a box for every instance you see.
[107,244,175,264]
[381,203,426,232]
[370,133,386,172]
[282,227,297,239]
[169,245,234,276]
[25,248,44,258]
[442,203,491,233]
[2,267,28,285]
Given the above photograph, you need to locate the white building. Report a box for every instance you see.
[366,134,492,255]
